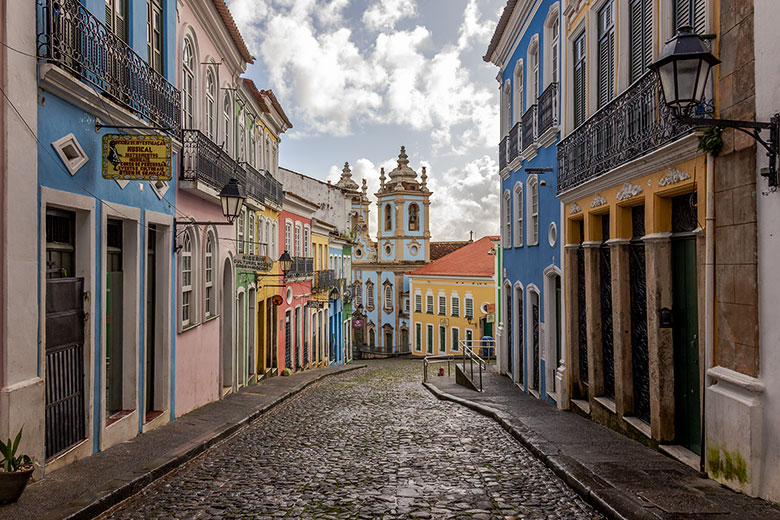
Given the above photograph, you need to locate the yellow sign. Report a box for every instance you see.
[102,134,172,181]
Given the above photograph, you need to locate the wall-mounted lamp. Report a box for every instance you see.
[174,178,245,252]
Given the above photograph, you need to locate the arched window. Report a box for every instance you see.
[205,70,215,140]
[385,284,392,310]
[182,38,194,129]
[514,183,523,247]
[527,175,539,245]
[384,204,392,231]
[223,93,232,154]
[501,79,511,136]
[544,7,560,87]
[408,203,419,231]
[527,37,539,107]
[503,190,511,248]
[181,231,193,327]
[204,232,215,318]
[513,61,524,124]
[238,107,246,162]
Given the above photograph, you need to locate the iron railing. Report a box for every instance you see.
[313,269,336,293]
[37,0,180,133]
[181,129,245,192]
[241,162,265,204]
[358,344,411,357]
[557,72,695,194]
[538,82,558,136]
[461,343,488,392]
[522,104,538,151]
[423,354,455,383]
[286,257,314,278]
[499,135,508,171]
[508,122,520,163]
[262,170,284,207]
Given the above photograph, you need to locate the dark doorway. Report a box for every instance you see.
[145,224,161,421]
[600,215,615,398]
[577,220,588,391]
[106,219,124,417]
[630,205,650,423]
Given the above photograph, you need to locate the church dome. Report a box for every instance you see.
[386,146,419,188]
[336,162,360,190]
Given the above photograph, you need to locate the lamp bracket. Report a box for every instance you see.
[678,113,780,189]
[173,220,234,252]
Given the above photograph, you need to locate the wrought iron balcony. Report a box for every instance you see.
[522,105,538,151]
[499,135,508,171]
[313,270,336,293]
[242,162,265,204]
[262,171,284,207]
[508,123,520,163]
[181,130,245,193]
[538,83,558,136]
[37,0,181,133]
[286,257,314,279]
[557,72,695,194]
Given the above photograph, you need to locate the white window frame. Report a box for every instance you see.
[438,291,446,315]
[284,219,292,255]
[465,293,474,320]
[205,69,216,140]
[451,292,460,317]
[247,210,255,255]
[513,60,524,125]
[180,227,197,329]
[223,91,232,155]
[426,291,434,314]
[237,209,245,254]
[527,35,540,108]
[182,38,195,129]
[294,223,302,257]
[501,79,511,136]
[527,175,539,246]
[514,182,524,247]
[544,6,561,87]
[414,290,422,313]
[204,230,215,319]
[384,284,392,310]
[503,190,511,249]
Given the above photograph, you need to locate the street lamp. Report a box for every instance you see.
[278,250,293,274]
[174,178,245,252]
[650,26,780,187]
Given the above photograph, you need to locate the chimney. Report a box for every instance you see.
[469,231,474,242]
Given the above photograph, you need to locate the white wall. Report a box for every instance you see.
[276,168,351,234]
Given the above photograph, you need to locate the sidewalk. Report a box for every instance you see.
[0,363,365,520]
[425,368,780,520]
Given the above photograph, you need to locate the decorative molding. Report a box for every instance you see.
[658,167,691,187]
[569,202,582,214]
[590,193,607,208]
[616,182,643,201]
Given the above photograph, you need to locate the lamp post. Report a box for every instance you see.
[174,178,245,251]
[650,26,780,187]
[253,251,294,288]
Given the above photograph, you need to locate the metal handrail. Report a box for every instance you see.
[459,339,496,392]
[423,354,455,383]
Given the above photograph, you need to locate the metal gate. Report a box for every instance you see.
[532,298,539,390]
[600,216,615,398]
[516,287,524,383]
[505,288,512,376]
[577,241,588,385]
[45,277,86,459]
[630,206,650,423]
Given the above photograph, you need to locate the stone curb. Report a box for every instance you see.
[47,364,367,520]
[422,382,660,520]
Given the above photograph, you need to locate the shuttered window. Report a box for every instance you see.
[105,0,127,41]
[147,0,163,73]
[573,32,586,127]
[597,1,615,109]
[674,0,706,35]
[629,0,652,84]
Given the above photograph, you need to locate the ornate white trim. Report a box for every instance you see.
[616,182,643,201]
[658,167,691,187]
[569,202,582,215]
[590,193,607,208]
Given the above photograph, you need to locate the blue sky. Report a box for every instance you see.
[228,0,506,240]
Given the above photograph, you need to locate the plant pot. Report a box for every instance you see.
[0,467,33,505]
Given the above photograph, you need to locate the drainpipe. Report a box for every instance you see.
[702,152,715,473]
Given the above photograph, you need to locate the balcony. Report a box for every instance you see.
[522,105,538,153]
[499,135,508,171]
[538,82,558,140]
[181,130,245,193]
[556,72,695,194]
[38,0,180,133]
[262,171,284,207]
[508,122,520,165]
[242,162,265,204]
[286,257,314,279]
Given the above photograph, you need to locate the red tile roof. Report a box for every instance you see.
[411,236,499,278]
[430,241,471,261]
[484,0,518,63]
[260,89,293,129]
[212,0,254,64]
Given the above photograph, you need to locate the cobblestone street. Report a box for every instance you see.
[102,360,600,520]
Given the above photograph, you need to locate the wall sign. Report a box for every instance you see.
[235,254,273,272]
[102,134,172,181]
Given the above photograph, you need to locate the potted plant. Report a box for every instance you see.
[0,428,34,505]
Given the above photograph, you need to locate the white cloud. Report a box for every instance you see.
[362,0,418,31]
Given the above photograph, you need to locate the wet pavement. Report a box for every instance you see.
[101,359,601,520]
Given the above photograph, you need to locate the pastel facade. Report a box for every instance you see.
[486,0,564,404]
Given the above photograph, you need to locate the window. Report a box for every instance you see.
[46,209,76,279]
[426,324,434,354]
[528,39,539,107]
[452,328,460,352]
[384,204,392,232]
[501,79,511,136]
[466,329,473,344]
[408,203,419,231]
[503,190,511,248]
[528,176,539,245]
[415,323,422,352]
[597,1,615,108]
[514,183,523,247]
[181,232,192,327]
[415,291,422,312]
[439,326,446,353]
[105,0,127,41]
[629,0,653,84]
[451,294,460,317]
[284,221,292,255]
[238,109,246,162]
[182,38,194,129]
[384,284,392,310]
[573,32,587,127]
[551,16,559,84]
[205,233,214,318]
[294,224,302,256]
[513,61,524,124]
[223,94,232,153]
[205,70,216,140]
[366,281,375,310]
[250,130,257,168]
[265,220,271,257]
[674,0,706,34]
[147,0,163,73]
[272,221,278,258]
[237,209,245,254]
[426,292,434,314]
[304,226,310,257]
[257,217,265,256]
[356,282,363,306]
[438,293,446,315]
[465,296,474,319]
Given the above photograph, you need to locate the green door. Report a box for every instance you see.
[672,236,700,454]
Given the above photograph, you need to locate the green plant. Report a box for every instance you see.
[281,368,292,376]
[698,126,723,157]
[0,428,33,472]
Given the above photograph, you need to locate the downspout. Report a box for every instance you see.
[702,152,715,473]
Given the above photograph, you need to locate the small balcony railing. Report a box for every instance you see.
[499,135,508,171]
[181,129,245,192]
[557,72,695,194]
[242,162,265,204]
[508,122,520,163]
[262,171,284,207]
[522,105,538,151]
[37,0,181,133]
[286,257,314,279]
[538,83,558,136]
[313,270,336,293]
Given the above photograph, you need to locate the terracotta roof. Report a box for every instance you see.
[242,78,270,113]
[212,0,254,64]
[261,89,293,129]
[410,236,499,278]
[430,241,471,261]
[483,0,518,63]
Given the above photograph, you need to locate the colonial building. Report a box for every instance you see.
[409,236,499,357]
[485,0,564,404]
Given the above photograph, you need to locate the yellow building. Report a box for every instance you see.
[409,236,498,356]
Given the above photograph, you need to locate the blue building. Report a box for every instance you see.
[485,0,564,404]
[36,0,180,470]
[344,148,432,354]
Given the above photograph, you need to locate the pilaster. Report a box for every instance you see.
[607,238,633,419]
[583,242,603,401]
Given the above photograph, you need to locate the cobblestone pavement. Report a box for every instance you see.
[102,360,602,520]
